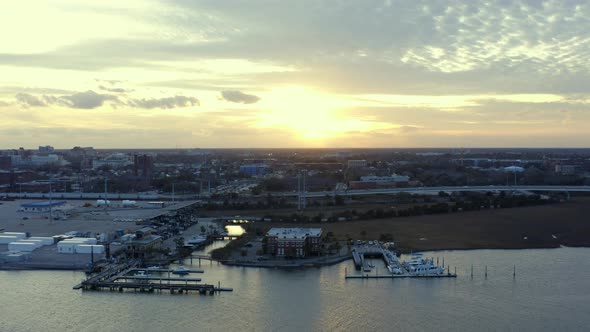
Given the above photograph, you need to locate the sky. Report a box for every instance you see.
[1,0,590,149]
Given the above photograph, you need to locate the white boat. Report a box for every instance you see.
[387,265,404,275]
[146,266,161,271]
[172,265,190,275]
[403,257,445,276]
[134,271,151,278]
[186,235,208,245]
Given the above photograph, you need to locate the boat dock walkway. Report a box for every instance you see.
[114,276,202,282]
[129,268,205,274]
[345,273,457,279]
[73,261,232,295]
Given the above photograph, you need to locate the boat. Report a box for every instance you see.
[133,270,151,278]
[402,257,445,276]
[172,265,190,275]
[186,235,208,246]
[146,266,161,271]
[387,265,404,275]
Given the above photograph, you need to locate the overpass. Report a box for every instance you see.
[289,185,590,198]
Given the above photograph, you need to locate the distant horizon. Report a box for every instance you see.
[3,146,590,151]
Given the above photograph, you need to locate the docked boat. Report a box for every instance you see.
[172,265,190,275]
[133,270,151,278]
[186,235,208,246]
[403,256,445,276]
[387,265,404,275]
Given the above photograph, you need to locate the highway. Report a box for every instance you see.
[289,185,590,198]
[2,185,589,201]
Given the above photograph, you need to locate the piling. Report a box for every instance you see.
[513,265,516,278]
[485,265,488,278]
[470,264,473,278]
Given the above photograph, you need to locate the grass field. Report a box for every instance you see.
[264,197,590,252]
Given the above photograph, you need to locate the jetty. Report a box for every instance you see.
[73,261,232,295]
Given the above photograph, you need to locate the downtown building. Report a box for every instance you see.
[265,228,322,258]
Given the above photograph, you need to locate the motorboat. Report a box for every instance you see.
[387,265,404,275]
[403,257,445,276]
[186,235,208,246]
[172,265,190,275]
[133,270,151,278]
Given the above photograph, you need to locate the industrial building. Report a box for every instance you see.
[349,174,411,189]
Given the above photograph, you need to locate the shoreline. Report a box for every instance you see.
[3,245,590,272]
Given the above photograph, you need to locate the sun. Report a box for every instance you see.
[255,86,359,144]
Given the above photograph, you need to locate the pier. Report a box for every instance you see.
[73,261,232,295]
[345,273,457,279]
[349,243,455,278]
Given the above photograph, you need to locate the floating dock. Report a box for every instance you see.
[350,244,455,279]
[345,273,457,279]
[73,261,232,295]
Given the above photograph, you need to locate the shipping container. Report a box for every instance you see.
[1,232,27,239]
[17,239,43,248]
[28,237,54,245]
[74,244,105,254]
[8,242,37,252]
[69,237,97,244]
[57,241,80,254]
[0,236,20,244]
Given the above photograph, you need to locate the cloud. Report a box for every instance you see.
[220,90,260,104]
[16,93,46,107]
[60,90,118,109]
[128,95,199,109]
[0,100,11,107]
[98,85,130,93]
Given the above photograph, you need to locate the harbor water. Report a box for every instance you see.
[0,246,588,331]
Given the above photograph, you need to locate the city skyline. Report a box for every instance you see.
[2,1,590,148]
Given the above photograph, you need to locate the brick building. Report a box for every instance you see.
[265,228,322,258]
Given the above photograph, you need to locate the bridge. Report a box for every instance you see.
[281,185,590,198]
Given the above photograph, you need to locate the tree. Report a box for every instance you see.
[174,237,185,254]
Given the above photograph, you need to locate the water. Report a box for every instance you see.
[1,247,588,331]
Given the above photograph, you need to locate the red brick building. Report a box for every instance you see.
[265,228,322,258]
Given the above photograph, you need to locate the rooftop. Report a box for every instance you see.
[266,227,322,239]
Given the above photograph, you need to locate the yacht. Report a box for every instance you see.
[403,257,445,276]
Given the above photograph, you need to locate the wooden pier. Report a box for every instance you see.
[73,262,232,295]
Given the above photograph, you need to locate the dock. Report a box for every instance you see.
[129,268,205,273]
[345,273,457,279]
[73,261,232,295]
[349,243,455,279]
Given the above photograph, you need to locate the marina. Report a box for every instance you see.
[73,261,232,295]
[350,242,456,278]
